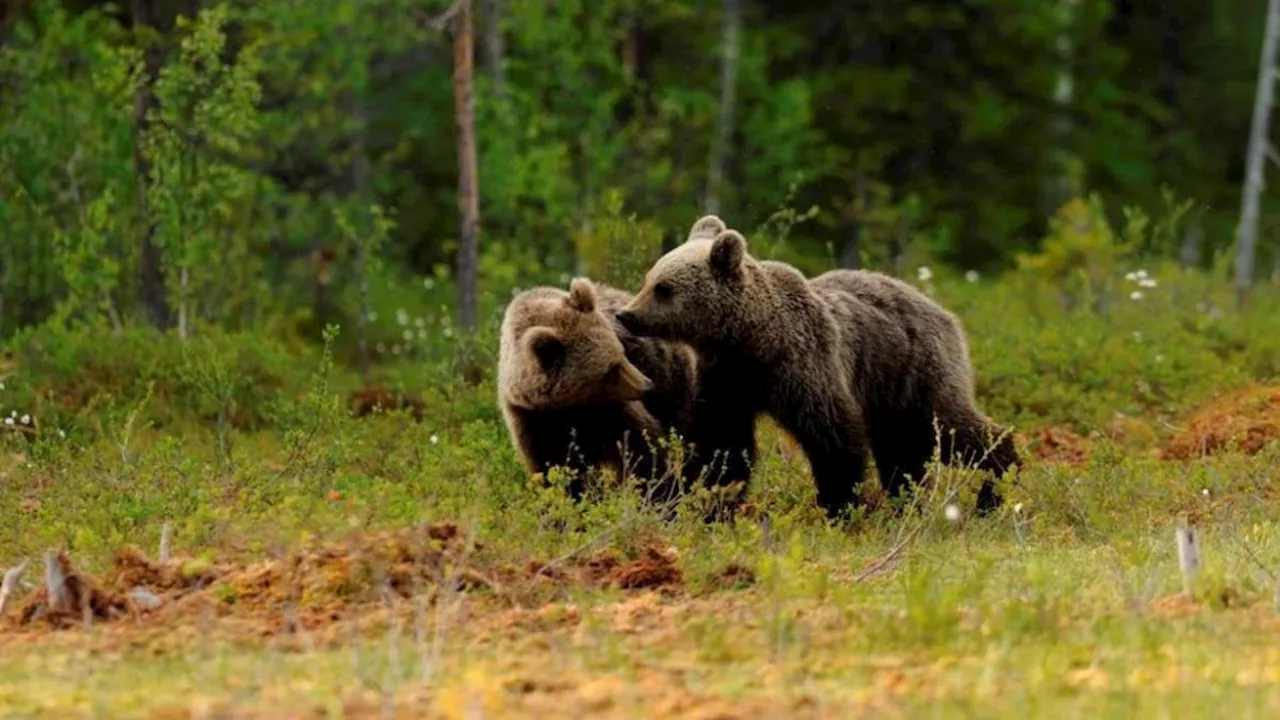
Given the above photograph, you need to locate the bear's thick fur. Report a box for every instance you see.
[499,277,756,508]
[615,216,1018,518]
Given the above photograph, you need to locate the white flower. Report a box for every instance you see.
[430,434,439,445]
[916,266,933,282]
[1202,488,1209,497]
[423,277,436,290]
[396,309,409,326]
[944,504,960,522]
[56,429,66,439]
[0,382,5,390]
[1124,271,1138,281]
[19,414,29,425]
[1129,291,1144,301]
[1013,502,1024,514]
[367,311,378,323]
[443,327,454,339]
[3,418,12,426]
[964,270,979,283]
[1136,269,1148,279]
[402,329,414,342]
[1139,277,1157,288]
[415,317,426,328]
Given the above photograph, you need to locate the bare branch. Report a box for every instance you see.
[429,0,465,33]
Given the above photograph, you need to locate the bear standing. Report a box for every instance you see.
[615,216,1018,518]
[499,277,756,509]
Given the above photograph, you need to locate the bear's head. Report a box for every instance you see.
[615,215,748,348]
[500,277,655,410]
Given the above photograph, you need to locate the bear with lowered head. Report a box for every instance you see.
[615,216,1019,519]
[499,276,756,510]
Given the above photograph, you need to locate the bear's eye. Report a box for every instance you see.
[653,282,674,302]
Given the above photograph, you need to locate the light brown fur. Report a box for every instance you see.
[498,277,756,510]
[616,216,1019,518]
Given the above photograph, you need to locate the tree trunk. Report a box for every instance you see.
[705,0,741,216]
[1044,0,1081,218]
[132,0,173,330]
[1179,205,1204,268]
[352,86,372,381]
[452,0,480,332]
[483,0,505,99]
[1234,0,1280,306]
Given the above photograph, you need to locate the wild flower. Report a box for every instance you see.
[415,317,426,328]
[965,270,979,283]
[944,504,960,522]
[396,308,409,326]
[430,434,439,445]
[402,330,413,342]
[916,266,933,282]
[19,415,29,425]
[1138,277,1157,289]
[423,277,436,290]
[1129,291,1143,301]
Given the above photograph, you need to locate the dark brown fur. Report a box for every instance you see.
[499,277,756,510]
[615,216,1018,519]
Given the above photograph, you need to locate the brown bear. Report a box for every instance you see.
[499,277,756,509]
[615,215,1018,519]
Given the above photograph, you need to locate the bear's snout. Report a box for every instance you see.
[615,309,642,334]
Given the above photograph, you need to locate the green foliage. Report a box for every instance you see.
[571,189,665,290]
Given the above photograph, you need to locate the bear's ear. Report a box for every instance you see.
[567,277,597,313]
[524,327,565,371]
[709,230,746,277]
[686,214,727,244]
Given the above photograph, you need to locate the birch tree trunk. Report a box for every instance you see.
[1045,0,1080,217]
[131,0,173,331]
[1234,0,1280,306]
[705,0,740,216]
[453,0,480,332]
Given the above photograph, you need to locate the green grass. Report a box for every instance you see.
[2,265,1280,717]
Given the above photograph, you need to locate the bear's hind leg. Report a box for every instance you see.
[867,411,934,508]
[782,395,870,520]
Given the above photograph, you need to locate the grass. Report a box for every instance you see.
[2,263,1280,718]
